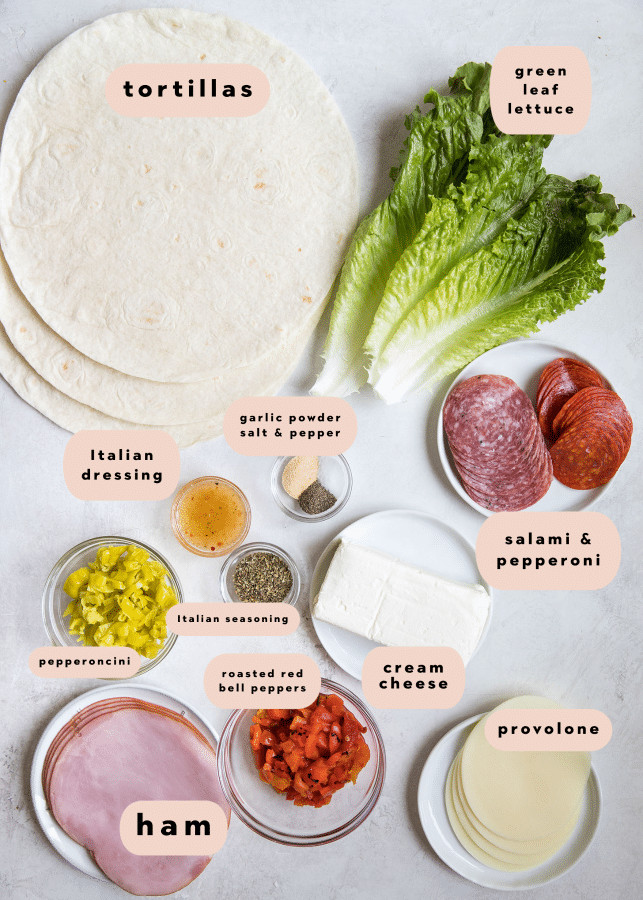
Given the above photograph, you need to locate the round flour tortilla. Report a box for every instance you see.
[0,251,321,425]
[0,8,358,382]
[0,323,292,447]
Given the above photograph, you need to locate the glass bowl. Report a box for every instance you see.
[171,476,251,557]
[270,455,352,522]
[217,678,385,845]
[42,536,183,679]
[219,542,301,606]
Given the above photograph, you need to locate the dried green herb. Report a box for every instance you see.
[233,552,293,603]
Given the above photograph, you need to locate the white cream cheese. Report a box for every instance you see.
[313,540,490,663]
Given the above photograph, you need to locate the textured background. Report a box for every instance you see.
[1,1,641,898]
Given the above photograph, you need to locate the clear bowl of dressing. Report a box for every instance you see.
[171,476,251,557]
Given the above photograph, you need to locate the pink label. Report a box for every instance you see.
[29,646,140,678]
[120,801,228,855]
[64,430,180,500]
[167,603,299,636]
[204,653,321,709]
[224,396,357,456]
[490,46,591,134]
[484,708,612,751]
[361,647,465,709]
[476,511,620,590]
[106,64,269,117]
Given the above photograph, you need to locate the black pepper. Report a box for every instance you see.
[233,551,293,603]
[298,480,337,515]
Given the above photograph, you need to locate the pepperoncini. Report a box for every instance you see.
[62,544,178,658]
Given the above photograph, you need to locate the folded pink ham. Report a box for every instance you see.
[42,697,230,895]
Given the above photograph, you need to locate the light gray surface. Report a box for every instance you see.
[1,1,641,898]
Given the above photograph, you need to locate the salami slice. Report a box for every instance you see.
[444,375,552,512]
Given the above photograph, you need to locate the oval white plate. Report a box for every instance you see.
[417,714,601,890]
[31,683,222,883]
[309,509,492,680]
[438,340,615,516]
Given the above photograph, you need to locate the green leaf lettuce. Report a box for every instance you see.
[312,61,633,401]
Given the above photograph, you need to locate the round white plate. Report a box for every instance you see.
[309,509,492,680]
[31,683,221,883]
[417,714,601,890]
[438,339,616,516]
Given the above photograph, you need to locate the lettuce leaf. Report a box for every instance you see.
[365,132,552,374]
[312,60,633,402]
[312,62,493,397]
[370,175,633,402]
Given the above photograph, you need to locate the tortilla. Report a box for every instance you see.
[0,9,358,382]
[0,323,296,447]
[0,251,321,426]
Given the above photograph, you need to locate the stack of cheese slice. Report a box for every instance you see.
[313,540,491,663]
[0,9,358,446]
[445,696,591,871]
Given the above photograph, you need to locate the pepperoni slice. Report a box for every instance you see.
[535,359,632,492]
[552,387,630,442]
[550,419,627,488]
[536,358,607,443]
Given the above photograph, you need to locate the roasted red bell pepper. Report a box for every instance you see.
[250,694,370,807]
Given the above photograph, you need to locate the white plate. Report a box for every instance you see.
[417,714,601,890]
[309,509,492,680]
[31,683,222,884]
[438,339,615,516]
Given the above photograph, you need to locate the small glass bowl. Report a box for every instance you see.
[42,536,183,679]
[217,678,386,846]
[270,455,352,522]
[219,542,301,606]
[171,476,251,557]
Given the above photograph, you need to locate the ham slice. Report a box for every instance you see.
[46,701,229,895]
[42,699,214,800]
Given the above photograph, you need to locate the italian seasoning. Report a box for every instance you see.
[233,551,293,603]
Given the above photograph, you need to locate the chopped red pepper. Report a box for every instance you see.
[250,693,370,808]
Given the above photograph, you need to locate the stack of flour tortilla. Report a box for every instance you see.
[0,9,358,447]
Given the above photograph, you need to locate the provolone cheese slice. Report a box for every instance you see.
[460,696,590,841]
[453,752,581,864]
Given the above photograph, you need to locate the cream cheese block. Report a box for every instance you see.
[312,540,490,662]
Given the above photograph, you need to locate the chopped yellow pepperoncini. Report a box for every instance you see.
[62,544,178,659]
